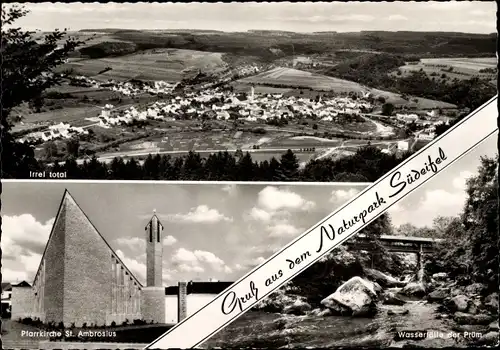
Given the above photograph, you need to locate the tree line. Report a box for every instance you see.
[33,146,412,181]
[426,156,498,293]
[394,156,498,293]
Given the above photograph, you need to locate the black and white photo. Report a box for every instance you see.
[204,133,499,349]
[2,1,496,181]
[1,181,367,348]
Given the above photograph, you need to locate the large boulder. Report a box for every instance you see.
[476,331,499,346]
[465,283,487,295]
[321,277,378,317]
[432,272,449,281]
[308,308,332,317]
[271,314,305,332]
[401,281,426,297]
[452,324,488,333]
[254,289,308,314]
[322,299,352,315]
[427,289,449,302]
[484,293,499,314]
[364,268,406,288]
[382,291,406,306]
[372,281,383,294]
[451,295,470,312]
[454,312,494,325]
[387,309,409,316]
[400,273,414,283]
[467,297,483,315]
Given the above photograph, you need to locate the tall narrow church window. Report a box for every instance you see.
[149,223,153,242]
[157,223,160,242]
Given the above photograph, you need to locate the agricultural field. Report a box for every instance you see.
[17,106,103,125]
[343,139,382,146]
[237,67,371,93]
[117,130,286,153]
[96,128,364,156]
[370,88,458,109]
[317,118,378,134]
[231,83,292,95]
[59,49,228,82]
[393,57,497,82]
[268,118,381,138]
[265,135,343,149]
[33,30,129,47]
[94,126,392,164]
[411,139,432,152]
[420,57,497,70]
[43,113,391,161]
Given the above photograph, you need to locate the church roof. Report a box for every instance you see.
[165,281,234,295]
[33,189,143,288]
[11,281,30,288]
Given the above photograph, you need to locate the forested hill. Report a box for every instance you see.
[323,53,496,110]
[75,29,496,58]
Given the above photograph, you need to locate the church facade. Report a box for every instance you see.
[11,190,166,327]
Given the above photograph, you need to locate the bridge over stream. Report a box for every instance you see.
[346,235,444,270]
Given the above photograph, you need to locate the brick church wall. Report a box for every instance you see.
[141,287,165,324]
[42,204,66,324]
[11,286,34,321]
[58,195,113,326]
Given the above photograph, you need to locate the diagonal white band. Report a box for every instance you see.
[146,96,498,349]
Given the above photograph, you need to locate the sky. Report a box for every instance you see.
[388,131,498,228]
[2,131,497,287]
[3,1,496,34]
[1,182,367,286]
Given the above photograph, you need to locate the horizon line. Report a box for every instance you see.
[28,28,496,36]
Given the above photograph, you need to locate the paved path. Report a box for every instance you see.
[1,319,47,349]
[313,140,403,161]
[360,115,395,137]
[38,341,149,349]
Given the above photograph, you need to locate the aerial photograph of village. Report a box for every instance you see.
[2,1,497,180]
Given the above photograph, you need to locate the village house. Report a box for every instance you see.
[417,127,437,141]
[396,113,419,123]
[397,140,410,151]
[2,283,12,317]
[20,122,88,143]
[75,82,378,133]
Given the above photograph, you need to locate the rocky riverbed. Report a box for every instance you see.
[204,271,499,348]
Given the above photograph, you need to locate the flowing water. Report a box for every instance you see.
[203,301,467,349]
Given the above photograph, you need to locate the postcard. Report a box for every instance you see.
[1,1,498,349]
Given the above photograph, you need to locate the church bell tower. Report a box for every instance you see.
[146,210,163,287]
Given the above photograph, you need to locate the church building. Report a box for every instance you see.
[10,190,229,327]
